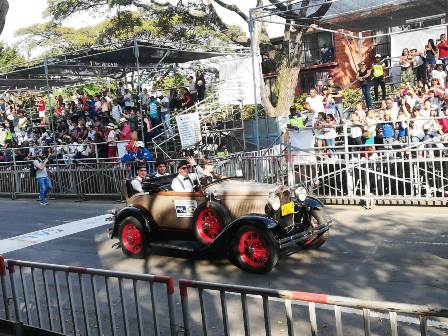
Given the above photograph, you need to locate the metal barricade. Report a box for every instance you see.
[0,256,177,336]
[179,279,448,336]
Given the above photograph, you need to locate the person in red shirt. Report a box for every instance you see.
[437,33,448,68]
[37,97,46,125]
[439,108,448,134]
[119,117,132,141]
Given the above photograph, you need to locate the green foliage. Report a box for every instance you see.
[0,43,26,72]
[342,88,363,111]
[241,105,266,120]
[152,73,187,93]
[293,94,307,111]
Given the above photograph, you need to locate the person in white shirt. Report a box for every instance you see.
[111,99,123,122]
[124,89,133,108]
[431,61,447,88]
[154,159,170,177]
[171,157,205,192]
[306,88,324,115]
[131,164,148,193]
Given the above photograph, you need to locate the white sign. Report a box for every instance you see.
[176,113,201,149]
[174,200,198,218]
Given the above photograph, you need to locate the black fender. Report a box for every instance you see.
[303,196,324,209]
[112,206,156,238]
[203,214,286,256]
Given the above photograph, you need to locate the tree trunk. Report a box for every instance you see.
[273,64,300,117]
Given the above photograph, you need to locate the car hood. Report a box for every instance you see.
[204,179,288,196]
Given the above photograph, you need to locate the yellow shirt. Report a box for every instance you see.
[372,63,384,78]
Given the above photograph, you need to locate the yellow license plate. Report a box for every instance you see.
[281,202,295,216]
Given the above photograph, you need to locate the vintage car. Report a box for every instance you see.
[108,174,332,273]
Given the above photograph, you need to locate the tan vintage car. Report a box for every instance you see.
[108,174,332,273]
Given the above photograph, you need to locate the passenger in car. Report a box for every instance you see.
[131,164,148,193]
[154,158,170,177]
[171,156,204,192]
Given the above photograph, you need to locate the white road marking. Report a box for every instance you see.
[384,239,448,246]
[0,215,108,254]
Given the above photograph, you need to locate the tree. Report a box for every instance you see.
[34,0,333,117]
[0,42,25,72]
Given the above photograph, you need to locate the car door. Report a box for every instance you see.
[148,191,205,230]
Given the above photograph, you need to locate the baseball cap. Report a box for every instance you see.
[375,53,381,58]
[135,141,144,148]
[119,117,127,123]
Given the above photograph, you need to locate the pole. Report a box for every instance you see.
[134,40,145,145]
[44,59,56,145]
[358,32,363,63]
[249,9,261,151]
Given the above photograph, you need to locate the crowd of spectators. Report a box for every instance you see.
[289,33,448,158]
[0,70,207,163]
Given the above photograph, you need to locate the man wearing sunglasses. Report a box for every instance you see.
[171,156,204,192]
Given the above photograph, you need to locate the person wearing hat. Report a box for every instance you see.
[171,156,204,192]
[431,60,447,89]
[119,117,131,141]
[106,122,118,158]
[155,158,169,177]
[372,54,386,102]
[131,163,148,193]
[135,141,153,163]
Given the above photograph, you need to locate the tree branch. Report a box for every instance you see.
[211,0,249,23]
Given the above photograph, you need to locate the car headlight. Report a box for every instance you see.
[268,193,281,211]
[294,186,307,202]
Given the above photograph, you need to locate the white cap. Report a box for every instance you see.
[375,53,381,58]
[135,141,144,148]
[119,117,127,123]
[436,60,443,65]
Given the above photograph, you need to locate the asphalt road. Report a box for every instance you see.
[1,198,447,335]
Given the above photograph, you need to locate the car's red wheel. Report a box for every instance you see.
[193,202,231,245]
[119,217,147,258]
[231,225,278,273]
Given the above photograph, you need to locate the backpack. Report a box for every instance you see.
[30,160,37,178]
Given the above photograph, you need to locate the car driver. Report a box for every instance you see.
[154,158,170,177]
[171,156,204,192]
[131,164,147,193]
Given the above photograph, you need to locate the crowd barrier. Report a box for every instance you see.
[2,257,447,336]
[0,256,176,336]
[1,140,448,207]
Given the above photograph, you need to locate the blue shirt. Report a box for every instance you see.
[149,101,158,119]
[382,123,394,138]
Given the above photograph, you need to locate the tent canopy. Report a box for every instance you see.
[262,0,447,32]
[0,39,249,91]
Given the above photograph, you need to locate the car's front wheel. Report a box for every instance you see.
[119,217,147,258]
[231,225,278,273]
[305,209,329,249]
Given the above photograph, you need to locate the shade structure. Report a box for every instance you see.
[260,0,448,32]
[0,39,249,91]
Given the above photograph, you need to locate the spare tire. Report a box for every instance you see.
[193,201,232,245]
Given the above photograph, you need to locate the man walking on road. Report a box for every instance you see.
[33,151,52,205]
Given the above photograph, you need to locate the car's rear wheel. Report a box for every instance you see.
[231,225,278,273]
[193,202,231,245]
[119,217,147,258]
[305,209,329,249]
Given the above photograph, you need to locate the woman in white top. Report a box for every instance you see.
[431,62,447,88]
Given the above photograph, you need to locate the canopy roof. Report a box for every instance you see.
[0,39,249,92]
[260,0,447,32]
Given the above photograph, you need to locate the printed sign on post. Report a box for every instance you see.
[176,112,201,149]
[174,200,198,218]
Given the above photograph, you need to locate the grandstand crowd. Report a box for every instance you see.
[0,70,206,163]
[288,33,448,156]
